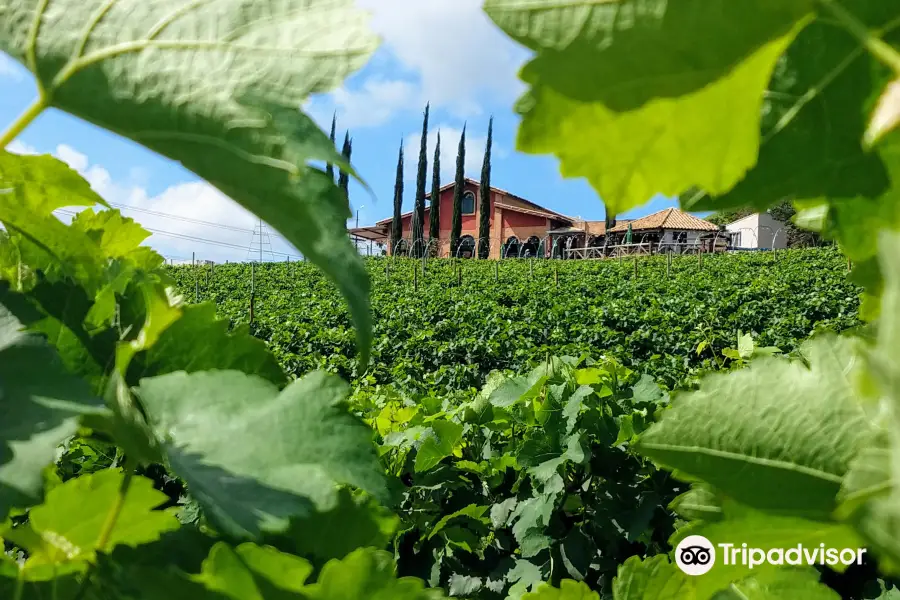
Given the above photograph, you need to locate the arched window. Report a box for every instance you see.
[461,191,476,215]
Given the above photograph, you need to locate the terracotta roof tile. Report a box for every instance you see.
[608,208,718,232]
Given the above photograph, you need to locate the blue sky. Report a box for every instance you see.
[0,0,677,263]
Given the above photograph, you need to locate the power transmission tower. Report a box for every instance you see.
[245,219,277,263]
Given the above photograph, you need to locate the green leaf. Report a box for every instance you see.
[635,335,871,518]
[0,150,107,211]
[427,504,489,540]
[137,369,389,538]
[484,0,813,214]
[686,15,900,309]
[0,286,107,518]
[668,485,724,523]
[523,580,598,600]
[414,419,464,473]
[866,78,900,148]
[129,302,288,387]
[301,547,444,599]
[671,510,864,594]
[266,488,399,564]
[0,0,379,364]
[196,541,313,600]
[13,469,179,568]
[837,233,900,572]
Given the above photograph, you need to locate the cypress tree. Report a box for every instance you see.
[325,113,337,182]
[478,117,493,259]
[450,125,466,254]
[428,131,441,244]
[391,142,404,254]
[412,103,429,258]
[338,132,351,198]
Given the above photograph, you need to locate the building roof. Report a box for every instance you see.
[374,178,573,226]
[348,226,388,242]
[608,208,718,233]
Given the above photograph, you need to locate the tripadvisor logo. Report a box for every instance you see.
[676,535,716,576]
[674,535,867,576]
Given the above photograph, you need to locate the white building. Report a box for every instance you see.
[725,212,787,250]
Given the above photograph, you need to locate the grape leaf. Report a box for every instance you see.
[0,0,378,363]
[414,420,464,473]
[265,488,399,564]
[612,555,837,600]
[301,547,444,600]
[0,150,106,211]
[523,580,598,600]
[0,286,107,519]
[483,0,813,214]
[10,469,179,568]
[836,232,900,572]
[684,14,900,310]
[635,334,871,518]
[128,302,288,387]
[196,542,313,600]
[137,369,390,538]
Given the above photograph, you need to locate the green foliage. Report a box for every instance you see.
[451,126,466,253]
[413,104,430,257]
[4,0,900,598]
[0,0,376,364]
[479,117,493,258]
[484,0,814,215]
[170,248,860,393]
[393,142,405,253]
[430,132,442,242]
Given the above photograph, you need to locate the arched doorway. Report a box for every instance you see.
[502,236,521,258]
[457,235,476,258]
[522,236,540,258]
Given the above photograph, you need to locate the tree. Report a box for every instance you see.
[338,132,351,199]
[412,103,429,258]
[325,113,337,183]
[769,200,822,248]
[478,117,493,258]
[450,125,466,255]
[705,207,753,227]
[391,141,404,254]
[429,131,441,245]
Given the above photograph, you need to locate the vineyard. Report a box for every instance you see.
[4,1,900,600]
[167,249,861,393]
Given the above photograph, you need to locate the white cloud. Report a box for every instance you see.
[55,144,89,171]
[34,144,296,263]
[403,124,495,185]
[327,77,420,130]
[0,53,25,81]
[6,140,37,155]
[320,0,528,128]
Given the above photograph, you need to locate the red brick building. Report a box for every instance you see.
[350,178,573,258]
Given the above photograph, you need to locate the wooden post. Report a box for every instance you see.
[848,258,853,272]
[666,252,671,278]
[554,264,559,287]
[495,260,499,282]
[414,262,418,291]
[250,262,255,324]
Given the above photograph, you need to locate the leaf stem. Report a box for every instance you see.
[0,96,47,149]
[819,0,900,74]
[72,463,135,600]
